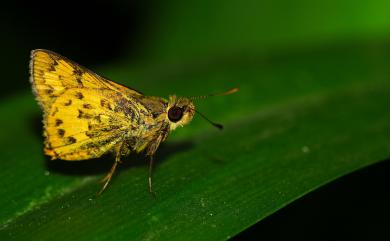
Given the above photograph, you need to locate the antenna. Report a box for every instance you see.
[190,87,239,101]
[195,109,224,130]
[188,87,239,130]
[188,87,238,130]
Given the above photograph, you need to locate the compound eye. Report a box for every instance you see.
[168,106,184,122]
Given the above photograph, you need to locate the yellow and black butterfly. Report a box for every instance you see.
[29,49,238,194]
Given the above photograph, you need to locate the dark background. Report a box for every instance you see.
[1,1,389,240]
[0,0,154,98]
[234,159,390,241]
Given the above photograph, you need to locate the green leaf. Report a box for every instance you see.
[1,1,390,240]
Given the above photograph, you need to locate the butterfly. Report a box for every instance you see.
[29,49,238,194]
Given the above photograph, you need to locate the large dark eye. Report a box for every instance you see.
[168,106,184,122]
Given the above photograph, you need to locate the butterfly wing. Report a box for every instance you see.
[44,88,136,160]
[30,49,147,160]
[30,49,143,110]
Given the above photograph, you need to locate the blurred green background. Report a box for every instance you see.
[1,0,390,240]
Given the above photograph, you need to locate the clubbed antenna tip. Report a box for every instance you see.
[191,86,238,130]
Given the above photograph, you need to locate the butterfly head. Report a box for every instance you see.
[167,96,195,131]
[166,87,238,131]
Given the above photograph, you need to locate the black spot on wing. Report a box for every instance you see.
[100,99,112,111]
[58,129,65,137]
[55,119,63,126]
[78,109,84,118]
[64,99,72,106]
[83,103,92,109]
[48,65,56,72]
[75,92,84,99]
[76,77,84,86]
[78,109,93,119]
[66,137,77,144]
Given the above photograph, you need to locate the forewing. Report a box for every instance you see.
[30,49,143,111]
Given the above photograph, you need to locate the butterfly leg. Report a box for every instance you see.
[148,155,156,196]
[146,135,165,196]
[98,149,122,195]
